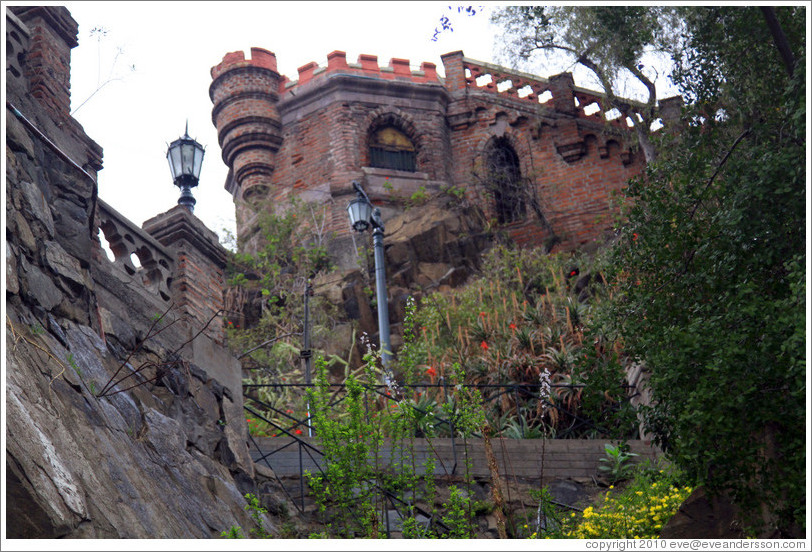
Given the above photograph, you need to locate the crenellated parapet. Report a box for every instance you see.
[442,52,652,131]
[279,50,441,95]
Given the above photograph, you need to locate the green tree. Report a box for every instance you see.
[491,5,683,162]
[602,6,805,536]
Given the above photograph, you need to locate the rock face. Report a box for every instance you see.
[310,197,492,359]
[5,6,271,538]
[5,318,261,538]
[659,487,746,539]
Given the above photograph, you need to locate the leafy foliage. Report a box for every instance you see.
[225,197,344,435]
[220,493,271,539]
[305,347,486,538]
[598,443,640,484]
[306,355,384,538]
[565,468,692,539]
[598,6,805,535]
[397,244,638,440]
[489,4,805,535]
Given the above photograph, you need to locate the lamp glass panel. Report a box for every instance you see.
[180,142,195,175]
[193,147,205,178]
[169,147,183,179]
[166,153,176,178]
[347,198,372,231]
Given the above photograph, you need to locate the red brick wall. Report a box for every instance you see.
[13,7,78,121]
[441,52,646,252]
[174,248,225,344]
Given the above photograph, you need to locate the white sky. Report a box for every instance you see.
[56,1,506,244]
[14,1,678,247]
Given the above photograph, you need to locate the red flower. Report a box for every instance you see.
[286,409,293,414]
[246,418,254,423]
[426,366,437,377]
[480,341,489,350]
[479,311,487,318]
[509,323,517,331]
[633,233,639,241]
[295,429,303,435]
[569,270,578,277]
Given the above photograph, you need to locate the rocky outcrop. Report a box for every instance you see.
[5,315,262,538]
[659,487,746,539]
[310,198,492,359]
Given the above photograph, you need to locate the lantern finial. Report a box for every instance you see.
[166,124,205,212]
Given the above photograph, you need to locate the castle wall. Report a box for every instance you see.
[440,52,646,251]
[211,50,453,254]
[210,48,651,260]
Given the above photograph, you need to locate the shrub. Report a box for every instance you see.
[535,466,692,539]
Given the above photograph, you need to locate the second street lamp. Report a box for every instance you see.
[347,181,392,371]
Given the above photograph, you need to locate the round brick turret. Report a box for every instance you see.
[209,48,282,205]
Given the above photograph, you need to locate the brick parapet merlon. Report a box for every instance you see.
[280,50,441,96]
[142,206,228,271]
[142,206,228,343]
[7,7,103,175]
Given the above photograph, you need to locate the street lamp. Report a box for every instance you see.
[347,181,392,370]
[166,122,205,212]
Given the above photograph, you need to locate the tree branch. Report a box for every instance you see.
[689,128,751,221]
[624,62,657,116]
[760,7,795,78]
[239,332,302,359]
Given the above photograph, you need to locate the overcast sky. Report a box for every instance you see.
[56,1,505,245]
[46,1,680,249]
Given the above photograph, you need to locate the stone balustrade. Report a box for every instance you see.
[96,198,175,304]
[456,55,652,130]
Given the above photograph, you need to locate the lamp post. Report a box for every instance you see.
[347,181,392,370]
[166,123,205,212]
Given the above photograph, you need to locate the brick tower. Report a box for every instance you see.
[210,48,283,241]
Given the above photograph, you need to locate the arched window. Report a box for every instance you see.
[485,137,525,224]
[369,126,416,172]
